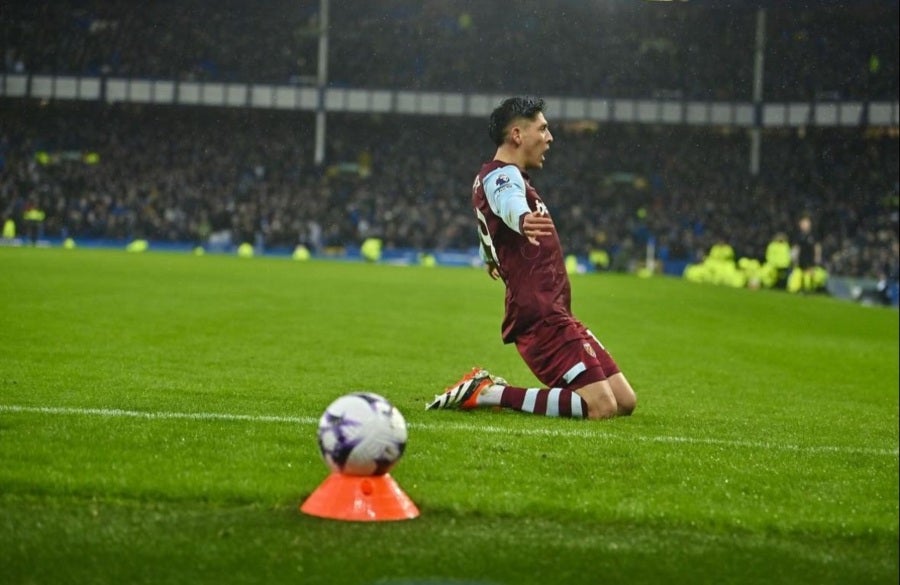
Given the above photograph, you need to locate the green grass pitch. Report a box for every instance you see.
[1,246,897,585]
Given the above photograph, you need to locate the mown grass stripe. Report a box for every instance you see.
[2,404,895,458]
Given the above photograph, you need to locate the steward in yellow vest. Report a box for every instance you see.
[23,203,46,245]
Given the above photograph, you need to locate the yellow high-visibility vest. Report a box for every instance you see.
[23,208,45,222]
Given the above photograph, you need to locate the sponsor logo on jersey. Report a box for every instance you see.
[495,174,510,187]
[583,343,597,358]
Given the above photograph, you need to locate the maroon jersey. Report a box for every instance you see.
[472,160,572,343]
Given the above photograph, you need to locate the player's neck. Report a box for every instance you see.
[493,147,526,172]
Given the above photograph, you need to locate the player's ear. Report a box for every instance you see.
[510,126,522,146]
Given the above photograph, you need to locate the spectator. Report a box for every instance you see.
[0,103,896,284]
[2,1,896,100]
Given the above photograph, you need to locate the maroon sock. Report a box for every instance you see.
[500,385,587,418]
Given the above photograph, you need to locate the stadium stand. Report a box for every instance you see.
[1,102,896,285]
[2,1,897,99]
[0,1,897,299]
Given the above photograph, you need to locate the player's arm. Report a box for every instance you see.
[520,212,554,245]
[483,166,552,246]
[477,243,501,280]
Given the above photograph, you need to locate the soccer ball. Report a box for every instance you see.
[316,392,408,476]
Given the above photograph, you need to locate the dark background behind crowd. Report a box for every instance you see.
[1,0,898,284]
[4,0,898,100]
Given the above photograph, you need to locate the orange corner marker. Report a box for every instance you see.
[300,473,420,522]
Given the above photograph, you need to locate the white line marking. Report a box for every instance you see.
[0,404,317,425]
[432,420,900,457]
[1,404,896,458]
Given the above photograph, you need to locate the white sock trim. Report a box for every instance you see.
[476,384,504,407]
[522,388,540,413]
[571,392,584,418]
[546,387,562,417]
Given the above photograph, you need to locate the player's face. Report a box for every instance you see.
[520,112,553,169]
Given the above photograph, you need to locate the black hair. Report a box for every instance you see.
[488,96,546,146]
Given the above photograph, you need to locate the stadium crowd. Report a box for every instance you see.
[3,0,897,100]
[1,102,897,285]
[1,1,898,290]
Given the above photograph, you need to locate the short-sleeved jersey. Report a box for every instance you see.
[472,160,572,343]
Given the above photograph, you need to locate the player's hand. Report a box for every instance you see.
[521,211,554,246]
[485,261,500,280]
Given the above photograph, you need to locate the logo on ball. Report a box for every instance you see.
[316,392,408,476]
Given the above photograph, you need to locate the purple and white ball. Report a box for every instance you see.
[316,392,408,476]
